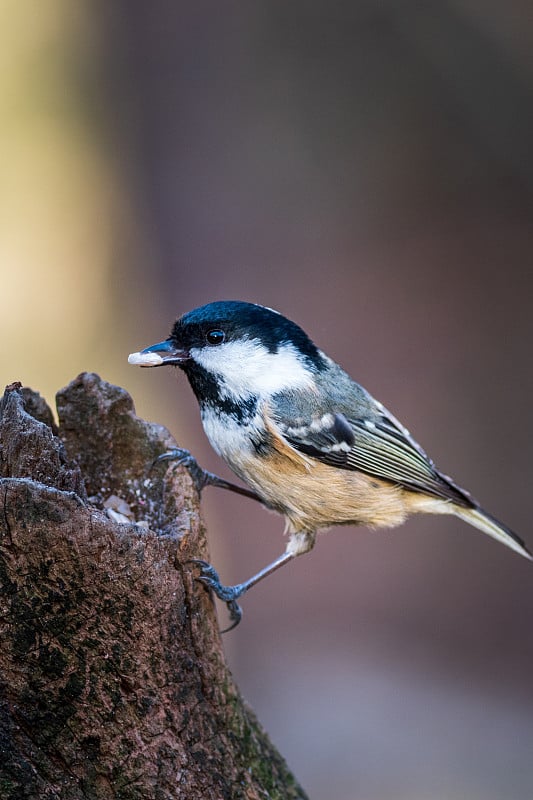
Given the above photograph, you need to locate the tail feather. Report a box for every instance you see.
[452,505,532,561]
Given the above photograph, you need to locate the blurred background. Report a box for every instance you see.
[2,2,533,797]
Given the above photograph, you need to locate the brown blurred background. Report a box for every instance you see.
[2,2,533,798]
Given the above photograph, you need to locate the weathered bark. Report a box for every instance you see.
[0,374,308,800]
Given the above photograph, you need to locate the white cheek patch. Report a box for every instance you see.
[190,340,315,399]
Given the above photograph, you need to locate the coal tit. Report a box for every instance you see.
[129,300,531,629]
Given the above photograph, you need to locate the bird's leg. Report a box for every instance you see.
[191,531,316,632]
[190,551,296,632]
[153,448,263,503]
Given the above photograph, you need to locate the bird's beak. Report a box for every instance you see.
[128,339,189,368]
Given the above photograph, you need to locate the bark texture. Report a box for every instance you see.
[0,374,308,800]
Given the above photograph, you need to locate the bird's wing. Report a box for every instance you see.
[271,395,473,507]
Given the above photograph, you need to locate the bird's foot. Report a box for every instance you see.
[190,558,247,632]
[153,448,262,503]
[152,448,213,493]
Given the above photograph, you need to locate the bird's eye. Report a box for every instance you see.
[206,329,225,346]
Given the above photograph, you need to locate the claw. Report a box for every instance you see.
[189,558,247,631]
[152,447,190,468]
[189,559,247,601]
[151,448,208,492]
[222,600,243,633]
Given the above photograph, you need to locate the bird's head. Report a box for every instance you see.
[128,300,325,405]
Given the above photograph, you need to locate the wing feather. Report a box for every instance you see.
[272,395,473,507]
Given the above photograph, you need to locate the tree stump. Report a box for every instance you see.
[0,373,308,800]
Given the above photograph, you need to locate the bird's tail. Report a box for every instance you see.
[452,505,532,561]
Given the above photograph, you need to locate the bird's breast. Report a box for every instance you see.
[200,405,265,469]
[200,404,408,532]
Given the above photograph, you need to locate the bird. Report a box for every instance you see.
[128,300,531,629]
